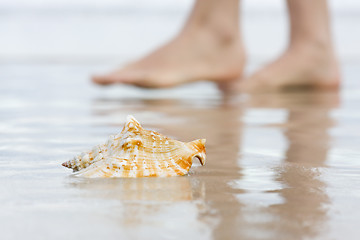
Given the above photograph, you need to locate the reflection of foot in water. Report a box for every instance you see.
[250,91,339,239]
[92,0,245,88]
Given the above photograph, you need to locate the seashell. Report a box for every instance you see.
[62,115,206,178]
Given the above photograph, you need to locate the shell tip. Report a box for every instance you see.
[126,115,139,124]
[124,115,142,129]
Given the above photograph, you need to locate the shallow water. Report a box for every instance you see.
[0,63,359,240]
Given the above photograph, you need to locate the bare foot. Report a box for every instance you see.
[92,30,245,88]
[244,43,340,92]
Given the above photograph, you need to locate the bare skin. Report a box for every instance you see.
[244,0,340,91]
[93,0,245,88]
[93,0,340,91]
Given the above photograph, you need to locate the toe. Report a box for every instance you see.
[244,69,278,93]
[217,78,243,93]
[92,71,144,86]
[242,75,262,92]
[92,74,116,85]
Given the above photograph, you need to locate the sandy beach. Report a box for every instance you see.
[1,1,360,239]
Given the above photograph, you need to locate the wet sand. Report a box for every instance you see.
[0,63,360,240]
[1,2,360,239]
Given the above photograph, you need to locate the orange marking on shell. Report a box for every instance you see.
[177,157,192,171]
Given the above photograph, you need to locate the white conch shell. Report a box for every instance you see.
[62,115,206,178]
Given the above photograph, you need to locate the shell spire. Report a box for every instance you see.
[122,115,142,133]
[62,115,206,178]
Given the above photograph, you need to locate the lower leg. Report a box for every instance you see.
[246,0,340,91]
[93,0,245,88]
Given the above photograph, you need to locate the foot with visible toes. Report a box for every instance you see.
[93,30,245,88]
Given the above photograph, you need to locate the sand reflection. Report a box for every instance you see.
[69,177,195,202]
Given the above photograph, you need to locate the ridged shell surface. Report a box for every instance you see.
[62,115,206,178]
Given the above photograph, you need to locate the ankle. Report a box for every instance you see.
[288,37,336,61]
[183,0,240,46]
[289,35,334,52]
[182,27,241,51]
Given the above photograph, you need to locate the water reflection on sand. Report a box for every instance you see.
[244,92,337,240]
[68,91,338,240]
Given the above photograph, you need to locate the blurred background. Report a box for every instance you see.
[1,2,360,240]
[0,0,359,70]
